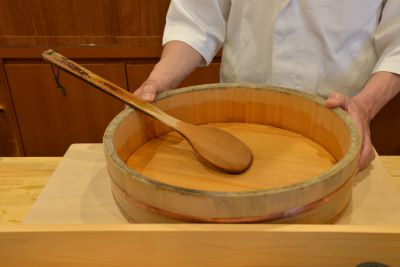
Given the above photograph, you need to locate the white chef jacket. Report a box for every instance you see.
[163,0,400,97]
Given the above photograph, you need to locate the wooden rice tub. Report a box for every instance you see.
[103,84,361,223]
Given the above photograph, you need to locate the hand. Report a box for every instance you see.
[325,92,375,171]
[133,79,162,102]
[133,41,203,102]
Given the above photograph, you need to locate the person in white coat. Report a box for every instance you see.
[134,0,400,171]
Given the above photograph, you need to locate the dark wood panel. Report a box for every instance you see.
[0,0,141,36]
[370,93,400,155]
[0,36,164,47]
[179,63,220,88]
[5,63,126,156]
[0,0,170,46]
[0,47,163,59]
[126,63,220,92]
[139,0,170,36]
[126,64,154,91]
[0,59,23,156]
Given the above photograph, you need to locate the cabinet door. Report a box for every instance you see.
[0,59,23,156]
[370,94,400,155]
[5,63,126,156]
[126,63,220,91]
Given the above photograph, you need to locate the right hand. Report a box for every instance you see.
[133,79,163,102]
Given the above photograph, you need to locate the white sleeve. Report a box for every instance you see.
[373,0,400,74]
[162,0,230,66]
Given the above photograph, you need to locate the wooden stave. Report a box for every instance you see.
[110,174,353,223]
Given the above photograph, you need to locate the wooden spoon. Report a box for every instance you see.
[41,49,252,174]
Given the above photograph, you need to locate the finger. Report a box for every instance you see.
[133,88,143,97]
[141,84,157,102]
[133,85,157,102]
[325,92,348,110]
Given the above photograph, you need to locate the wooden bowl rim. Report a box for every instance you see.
[104,83,361,197]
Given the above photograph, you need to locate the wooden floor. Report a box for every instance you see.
[0,156,399,225]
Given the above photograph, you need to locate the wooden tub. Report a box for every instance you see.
[103,84,360,223]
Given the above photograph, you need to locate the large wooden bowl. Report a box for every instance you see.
[103,84,361,223]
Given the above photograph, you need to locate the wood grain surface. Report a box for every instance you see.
[0,224,400,267]
[0,154,398,225]
[5,63,126,156]
[105,85,360,223]
[381,156,400,186]
[0,157,60,224]
[0,0,169,47]
[0,59,23,156]
[22,144,400,225]
[127,123,336,192]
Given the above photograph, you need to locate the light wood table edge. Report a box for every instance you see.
[1,224,400,267]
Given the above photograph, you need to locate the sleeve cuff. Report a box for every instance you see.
[372,55,400,75]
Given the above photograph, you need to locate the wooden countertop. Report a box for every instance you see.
[0,156,399,225]
[0,157,61,224]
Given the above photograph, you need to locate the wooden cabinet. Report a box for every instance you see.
[0,0,169,47]
[0,59,23,156]
[0,0,172,156]
[1,58,220,156]
[5,63,126,156]
[371,94,400,155]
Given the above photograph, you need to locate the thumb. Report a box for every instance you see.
[141,84,157,102]
[134,83,158,102]
[325,92,349,110]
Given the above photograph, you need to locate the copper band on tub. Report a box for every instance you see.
[110,177,352,223]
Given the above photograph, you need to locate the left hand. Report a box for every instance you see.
[325,92,375,171]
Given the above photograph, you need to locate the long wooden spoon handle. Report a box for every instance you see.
[41,49,179,127]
